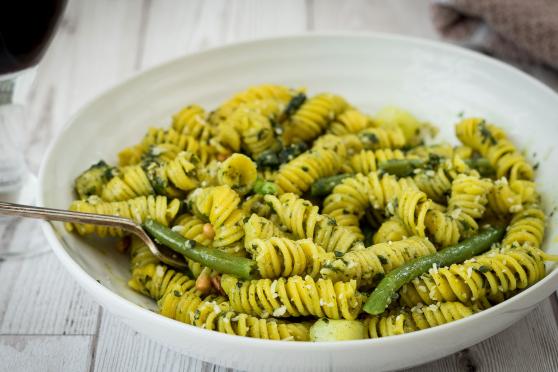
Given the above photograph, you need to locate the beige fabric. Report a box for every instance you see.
[431,0,558,69]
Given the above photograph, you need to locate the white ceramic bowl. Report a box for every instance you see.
[38,33,558,371]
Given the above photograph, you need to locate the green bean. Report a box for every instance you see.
[363,226,505,315]
[143,219,259,280]
[310,173,353,197]
[280,93,307,122]
[379,157,496,178]
[378,159,424,177]
[253,178,278,195]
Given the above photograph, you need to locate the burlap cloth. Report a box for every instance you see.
[431,0,558,70]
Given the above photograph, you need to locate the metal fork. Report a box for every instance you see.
[0,201,187,268]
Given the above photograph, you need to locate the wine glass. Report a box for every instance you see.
[0,0,68,258]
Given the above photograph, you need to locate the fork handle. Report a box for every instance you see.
[0,201,188,269]
[0,201,139,231]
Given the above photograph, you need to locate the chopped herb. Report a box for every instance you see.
[255,149,280,168]
[322,318,329,324]
[257,128,270,141]
[334,251,344,258]
[478,265,490,273]
[372,273,385,283]
[278,142,308,164]
[478,120,497,145]
[301,166,309,172]
[360,132,379,147]
[378,255,388,265]
[281,93,307,121]
[173,290,181,297]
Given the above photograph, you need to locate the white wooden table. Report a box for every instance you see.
[2,1,558,371]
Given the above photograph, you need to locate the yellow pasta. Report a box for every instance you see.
[365,302,477,338]
[251,237,326,279]
[400,245,550,306]
[221,274,364,320]
[373,217,411,244]
[265,193,364,253]
[274,147,343,195]
[67,85,554,342]
[455,118,533,181]
[67,195,180,237]
[158,291,310,341]
[282,93,349,144]
[320,237,436,288]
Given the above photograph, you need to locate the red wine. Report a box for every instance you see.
[0,0,67,75]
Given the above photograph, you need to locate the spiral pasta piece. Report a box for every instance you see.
[189,186,240,229]
[311,133,352,159]
[225,109,278,158]
[424,209,460,247]
[244,214,287,252]
[455,118,507,153]
[210,84,298,125]
[447,173,492,236]
[503,205,545,248]
[265,193,363,253]
[349,149,406,175]
[252,237,327,279]
[400,245,548,307]
[410,156,471,203]
[487,178,539,216]
[373,217,411,244]
[407,143,456,159]
[158,291,310,341]
[328,108,371,136]
[213,210,246,250]
[172,104,213,142]
[119,128,214,166]
[455,118,533,181]
[320,237,436,288]
[395,189,431,238]
[188,186,246,249]
[241,194,273,218]
[129,237,159,271]
[67,195,181,237]
[322,172,419,235]
[101,165,154,201]
[127,240,197,301]
[365,302,476,338]
[171,214,213,246]
[357,126,406,150]
[163,151,200,192]
[274,148,343,195]
[283,93,349,144]
[217,153,258,195]
[322,173,371,237]
[221,274,363,320]
[102,151,200,202]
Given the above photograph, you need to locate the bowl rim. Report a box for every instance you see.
[37,31,558,350]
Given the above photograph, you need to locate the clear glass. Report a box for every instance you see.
[0,75,49,259]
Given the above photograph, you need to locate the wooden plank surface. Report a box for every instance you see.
[0,335,93,372]
[1,0,558,371]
